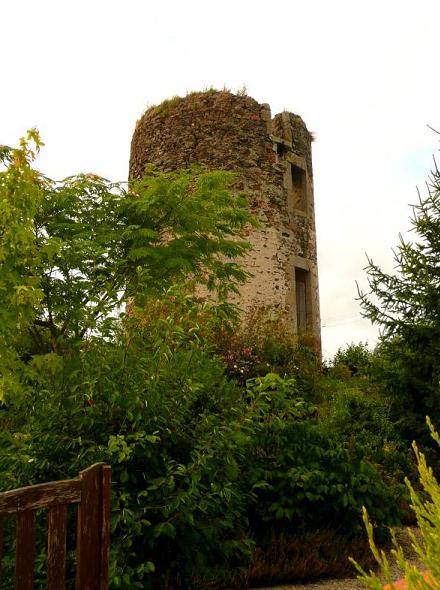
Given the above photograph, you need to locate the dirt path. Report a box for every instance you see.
[254,528,425,590]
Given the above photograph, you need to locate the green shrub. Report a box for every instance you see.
[213,310,322,395]
[241,374,402,544]
[319,383,414,518]
[321,387,395,451]
[0,311,405,589]
[1,303,254,589]
[364,339,440,446]
[330,342,373,378]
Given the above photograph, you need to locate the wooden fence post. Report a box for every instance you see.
[15,510,36,590]
[47,504,67,590]
[76,464,111,590]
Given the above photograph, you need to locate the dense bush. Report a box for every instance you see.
[1,296,250,587]
[320,345,417,512]
[330,342,373,378]
[214,310,322,397]
[244,377,401,540]
[321,386,394,450]
[0,301,406,588]
[321,385,415,516]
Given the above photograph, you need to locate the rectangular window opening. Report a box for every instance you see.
[290,163,307,212]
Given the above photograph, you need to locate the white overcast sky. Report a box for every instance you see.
[2,0,440,358]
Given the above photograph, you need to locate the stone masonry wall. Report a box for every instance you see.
[129,90,321,348]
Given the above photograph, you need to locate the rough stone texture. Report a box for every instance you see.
[129,90,321,349]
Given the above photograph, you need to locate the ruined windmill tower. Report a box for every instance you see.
[129,90,321,350]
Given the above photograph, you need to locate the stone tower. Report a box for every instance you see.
[129,90,321,349]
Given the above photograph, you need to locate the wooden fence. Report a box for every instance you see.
[0,463,111,590]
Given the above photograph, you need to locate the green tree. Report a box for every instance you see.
[358,163,440,433]
[0,130,45,399]
[124,167,255,301]
[0,134,255,401]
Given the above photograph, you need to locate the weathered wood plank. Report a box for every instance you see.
[0,479,81,515]
[100,465,111,590]
[15,510,36,590]
[76,464,110,590]
[47,504,67,590]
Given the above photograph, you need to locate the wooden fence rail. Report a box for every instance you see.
[0,463,111,590]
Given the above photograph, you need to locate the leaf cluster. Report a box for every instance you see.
[0,134,255,403]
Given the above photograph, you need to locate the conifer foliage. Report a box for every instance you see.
[358,163,440,419]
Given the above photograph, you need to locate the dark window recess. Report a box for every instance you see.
[290,164,307,211]
[295,268,308,331]
[276,142,286,158]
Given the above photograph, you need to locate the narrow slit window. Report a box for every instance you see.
[290,163,307,212]
[295,267,309,332]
